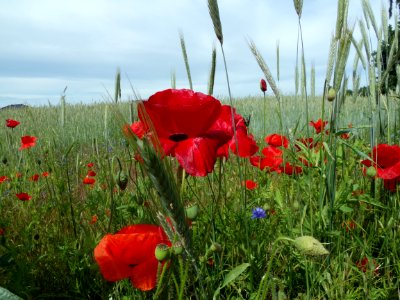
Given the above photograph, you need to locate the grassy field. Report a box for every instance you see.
[2,0,400,299]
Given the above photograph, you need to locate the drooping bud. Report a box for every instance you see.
[155,243,170,261]
[366,166,377,178]
[293,236,329,256]
[185,202,199,220]
[210,242,222,253]
[260,79,267,93]
[115,171,128,190]
[327,88,336,102]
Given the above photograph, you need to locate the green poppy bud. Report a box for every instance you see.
[154,243,170,261]
[172,242,183,255]
[293,236,329,256]
[327,88,336,102]
[210,242,222,253]
[366,166,377,178]
[185,202,199,220]
[115,171,128,190]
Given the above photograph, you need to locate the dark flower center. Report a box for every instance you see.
[169,133,189,142]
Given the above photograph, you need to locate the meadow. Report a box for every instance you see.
[2,0,400,299]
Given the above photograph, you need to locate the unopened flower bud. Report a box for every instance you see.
[155,243,170,261]
[210,242,222,253]
[185,202,199,220]
[260,79,267,93]
[327,88,336,102]
[172,242,183,255]
[366,166,377,178]
[293,236,329,256]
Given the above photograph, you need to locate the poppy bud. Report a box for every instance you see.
[172,241,183,255]
[115,171,128,190]
[293,236,329,256]
[210,242,222,253]
[366,166,377,178]
[155,243,171,261]
[260,79,267,93]
[327,88,336,102]
[185,202,199,220]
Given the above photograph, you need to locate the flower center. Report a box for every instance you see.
[169,133,188,142]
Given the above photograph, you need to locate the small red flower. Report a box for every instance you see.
[87,170,97,177]
[309,119,328,134]
[83,176,96,185]
[94,224,171,291]
[89,215,98,224]
[0,228,5,235]
[356,257,379,274]
[87,162,94,168]
[19,136,37,150]
[0,176,9,183]
[16,192,32,201]
[42,172,49,177]
[250,146,283,171]
[260,79,267,92]
[265,134,289,148]
[6,119,20,128]
[29,174,40,182]
[278,162,303,175]
[244,179,257,190]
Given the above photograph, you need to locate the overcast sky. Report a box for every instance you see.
[0,0,384,107]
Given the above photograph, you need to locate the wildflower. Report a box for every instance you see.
[19,135,37,150]
[251,207,266,219]
[16,192,32,201]
[94,224,171,291]
[250,146,283,172]
[309,119,328,134]
[244,180,257,190]
[0,176,9,183]
[361,144,400,192]
[89,215,98,225]
[265,134,289,148]
[87,170,97,177]
[356,257,380,274]
[87,162,94,168]
[260,79,267,92]
[278,162,303,175]
[6,119,20,128]
[130,89,233,176]
[29,174,40,182]
[83,176,96,185]
[42,172,49,177]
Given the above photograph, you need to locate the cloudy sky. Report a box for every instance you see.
[0,0,384,107]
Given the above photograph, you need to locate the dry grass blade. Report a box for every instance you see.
[207,0,223,45]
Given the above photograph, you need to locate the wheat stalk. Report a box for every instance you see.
[207,45,217,95]
[207,0,223,45]
[179,31,193,90]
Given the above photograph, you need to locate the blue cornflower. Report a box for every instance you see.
[251,207,266,219]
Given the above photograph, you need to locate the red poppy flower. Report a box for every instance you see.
[89,215,98,224]
[361,144,400,191]
[87,162,94,168]
[29,174,40,182]
[42,172,49,177]
[244,179,257,190]
[309,119,328,134]
[0,176,9,183]
[6,119,20,128]
[278,162,303,175]
[356,257,379,274]
[217,106,258,158]
[16,192,32,201]
[19,135,37,150]
[250,146,283,171]
[260,79,267,92]
[94,224,171,291]
[131,89,233,176]
[87,170,97,177]
[265,134,289,148]
[83,176,96,185]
